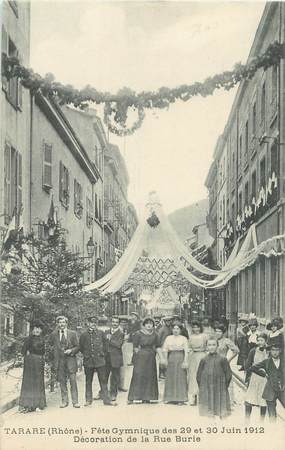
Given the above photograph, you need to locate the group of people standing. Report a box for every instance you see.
[236,315,285,422]
[18,312,285,422]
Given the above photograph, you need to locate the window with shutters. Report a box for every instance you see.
[4,143,22,225]
[59,161,70,208]
[42,142,52,190]
[260,81,266,127]
[74,179,83,219]
[1,27,22,109]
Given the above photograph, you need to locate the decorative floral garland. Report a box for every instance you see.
[147,212,160,228]
[2,41,284,136]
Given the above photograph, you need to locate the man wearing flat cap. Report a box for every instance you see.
[79,316,116,406]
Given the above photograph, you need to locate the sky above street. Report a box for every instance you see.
[30,1,265,214]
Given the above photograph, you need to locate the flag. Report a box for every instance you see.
[47,197,57,229]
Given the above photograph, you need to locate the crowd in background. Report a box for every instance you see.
[18,311,284,422]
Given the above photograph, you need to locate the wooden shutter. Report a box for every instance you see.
[95,193,98,219]
[65,167,69,206]
[17,152,22,215]
[74,179,77,213]
[1,26,8,92]
[59,161,63,201]
[4,143,11,224]
[43,142,52,188]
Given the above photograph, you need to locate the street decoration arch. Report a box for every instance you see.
[84,192,285,295]
[2,41,284,136]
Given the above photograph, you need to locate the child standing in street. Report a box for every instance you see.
[197,337,232,419]
[249,343,285,422]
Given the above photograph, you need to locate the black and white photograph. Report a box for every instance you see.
[0,1,285,449]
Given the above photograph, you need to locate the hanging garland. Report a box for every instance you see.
[1,41,284,136]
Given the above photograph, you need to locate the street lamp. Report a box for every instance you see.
[86,237,95,257]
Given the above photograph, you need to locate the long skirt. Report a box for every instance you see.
[164,351,188,403]
[188,351,205,399]
[19,354,46,410]
[128,349,158,401]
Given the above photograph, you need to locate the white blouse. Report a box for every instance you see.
[162,335,189,353]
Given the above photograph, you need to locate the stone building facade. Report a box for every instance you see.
[205,2,285,327]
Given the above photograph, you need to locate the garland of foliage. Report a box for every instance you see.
[2,41,284,136]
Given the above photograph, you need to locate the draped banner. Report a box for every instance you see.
[83,193,285,294]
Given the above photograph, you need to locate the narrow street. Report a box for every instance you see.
[2,352,281,450]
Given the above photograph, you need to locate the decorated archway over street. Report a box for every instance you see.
[84,192,285,296]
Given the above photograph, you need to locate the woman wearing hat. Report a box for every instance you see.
[267,317,284,351]
[19,320,47,413]
[128,317,162,404]
[247,318,259,351]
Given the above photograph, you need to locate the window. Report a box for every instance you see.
[261,81,266,122]
[4,313,14,336]
[4,143,22,225]
[42,142,52,189]
[252,102,256,136]
[260,157,266,188]
[86,197,93,228]
[251,171,257,199]
[1,28,22,109]
[271,65,278,103]
[245,182,249,206]
[74,179,83,218]
[59,161,70,208]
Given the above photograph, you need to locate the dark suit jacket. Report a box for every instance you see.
[49,329,79,379]
[104,328,124,368]
[79,329,106,368]
[249,356,285,401]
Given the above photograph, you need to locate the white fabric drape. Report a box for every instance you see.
[83,195,285,294]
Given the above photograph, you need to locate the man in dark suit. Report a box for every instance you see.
[104,316,124,401]
[79,316,116,407]
[249,343,285,421]
[49,316,80,408]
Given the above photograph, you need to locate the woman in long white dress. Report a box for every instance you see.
[188,321,208,406]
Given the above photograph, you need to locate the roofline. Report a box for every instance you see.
[36,94,101,183]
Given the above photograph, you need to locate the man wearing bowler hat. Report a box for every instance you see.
[79,316,116,406]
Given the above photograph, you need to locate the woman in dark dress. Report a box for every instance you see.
[19,320,46,413]
[128,317,162,404]
[162,324,188,405]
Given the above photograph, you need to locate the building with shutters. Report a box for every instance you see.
[1,1,31,240]
[204,2,285,330]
